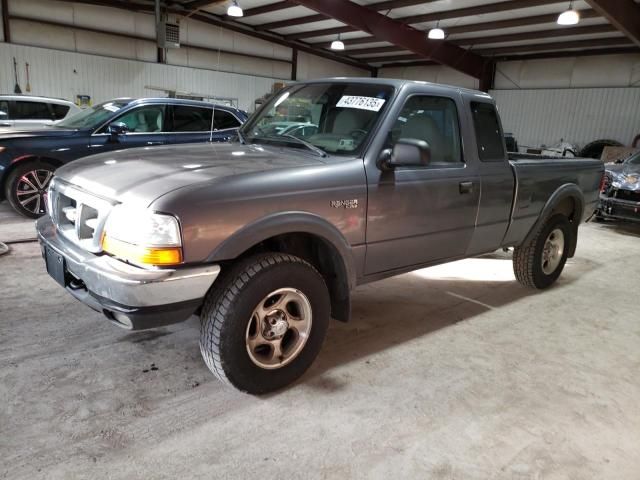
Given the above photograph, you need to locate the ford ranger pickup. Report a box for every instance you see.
[36,78,603,393]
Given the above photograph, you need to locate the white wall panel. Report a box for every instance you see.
[296,51,369,80]
[495,54,640,89]
[0,43,283,112]
[379,65,479,89]
[491,88,640,149]
[6,0,294,79]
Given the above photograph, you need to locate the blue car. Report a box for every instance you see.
[0,98,247,217]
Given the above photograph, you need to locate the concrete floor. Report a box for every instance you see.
[2,200,640,480]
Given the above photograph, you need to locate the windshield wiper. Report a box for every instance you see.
[254,134,326,157]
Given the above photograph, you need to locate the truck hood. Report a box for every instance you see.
[54,142,327,207]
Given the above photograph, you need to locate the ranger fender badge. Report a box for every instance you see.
[330,199,358,209]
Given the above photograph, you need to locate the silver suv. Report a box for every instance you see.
[0,95,81,129]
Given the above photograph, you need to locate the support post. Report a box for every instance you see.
[1,0,10,43]
[291,47,297,81]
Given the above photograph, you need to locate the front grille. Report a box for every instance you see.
[613,189,640,203]
[49,179,116,253]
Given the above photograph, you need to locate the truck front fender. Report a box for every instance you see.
[206,211,358,290]
[522,183,584,258]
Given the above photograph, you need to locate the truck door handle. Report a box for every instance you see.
[146,141,164,145]
[459,181,474,194]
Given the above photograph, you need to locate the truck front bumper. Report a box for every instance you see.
[36,215,220,330]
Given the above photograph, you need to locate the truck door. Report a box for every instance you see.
[464,101,515,255]
[364,93,480,275]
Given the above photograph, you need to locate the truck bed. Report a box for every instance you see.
[503,155,603,246]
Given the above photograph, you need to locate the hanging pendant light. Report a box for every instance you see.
[428,21,445,40]
[331,34,345,51]
[557,2,579,25]
[227,0,243,17]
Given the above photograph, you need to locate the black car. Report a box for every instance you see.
[598,151,640,222]
[0,98,247,217]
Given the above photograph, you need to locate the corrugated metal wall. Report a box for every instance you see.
[491,88,640,149]
[0,43,283,112]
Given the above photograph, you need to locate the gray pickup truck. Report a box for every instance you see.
[36,78,603,393]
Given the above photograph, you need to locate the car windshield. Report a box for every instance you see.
[56,100,130,129]
[626,152,640,165]
[241,82,394,155]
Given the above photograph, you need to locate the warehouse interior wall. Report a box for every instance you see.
[0,43,282,112]
[378,65,480,89]
[0,0,369,110]
[381,54,640,150]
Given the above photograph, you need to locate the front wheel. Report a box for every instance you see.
[199,253,331,394]
[513,214,572,289]
[5,161,55,218]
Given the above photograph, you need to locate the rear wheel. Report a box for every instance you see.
[5,161,55,218]
[513,214,572,289]
[199,252,331,394]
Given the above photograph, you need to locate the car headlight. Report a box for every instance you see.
[101,205,183,267]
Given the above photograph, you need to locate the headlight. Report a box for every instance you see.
[101,205,183,266]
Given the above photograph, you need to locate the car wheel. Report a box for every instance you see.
[5,161,55,218]
[199,252,331,394]
[513,214,572,289]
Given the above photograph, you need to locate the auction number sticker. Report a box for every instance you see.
[336,96,386,112]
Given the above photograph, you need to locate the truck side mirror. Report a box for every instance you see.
[108,122,128,139]
[377,138,431,170]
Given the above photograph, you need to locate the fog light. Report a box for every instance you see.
[111,311,133,329]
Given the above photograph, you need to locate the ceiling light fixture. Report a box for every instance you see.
[557,2,579,25]
[428,21,445,40]
[227,0,243,17]
[331,34,345,51]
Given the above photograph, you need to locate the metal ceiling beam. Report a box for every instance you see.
[311,9,601,47]
[477,37,633,55]
[584,0,640,47]
[348,24,617,57]
[288,0,561,39]
[183,0,226,10]
[377,60,440,69]
[245,0,437,19]
[49,0,375,72]
[256,0,440,31]
[242,1,295,17]
[494,45,640,61]
[446,9,600,35]
[289,0,491,79]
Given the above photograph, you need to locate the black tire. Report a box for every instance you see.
[200,252,331,394]
[579,139,622,159]
[513,214,572,289]
[5,160,55,218]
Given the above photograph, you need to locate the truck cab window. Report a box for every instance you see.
[390,95,462,164]
[471,102,505,161]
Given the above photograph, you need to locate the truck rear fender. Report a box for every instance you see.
[521,183,584,258]
[206,211,356,322]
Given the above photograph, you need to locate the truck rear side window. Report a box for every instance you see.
[471,102,505,161]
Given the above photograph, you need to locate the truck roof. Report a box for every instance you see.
[296,77,491,98]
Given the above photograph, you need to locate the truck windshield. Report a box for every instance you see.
[241,83,394,156]
[56,100,130,129]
